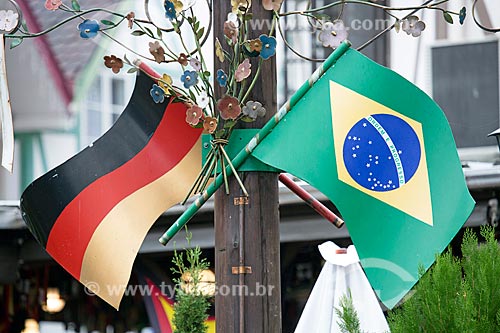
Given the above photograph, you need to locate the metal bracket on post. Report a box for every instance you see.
[233,197,249,206]
[232,266,252,275]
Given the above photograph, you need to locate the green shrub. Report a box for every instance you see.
[388,226,500,333]
[171,234,211,333]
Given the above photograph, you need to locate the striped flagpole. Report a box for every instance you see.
[278,174,344,228]
[159,41,352,245]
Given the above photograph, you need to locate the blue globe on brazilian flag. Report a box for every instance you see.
[253,45,475,309]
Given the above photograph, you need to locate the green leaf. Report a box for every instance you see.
[9,37,23,49]
[188,90,197,102]
[144,27,154,38]
[100,19,115,26]
[196,27,205,40]
[215,129,226,139]
[71,0,81,11]
[123,54,131,65]
[224,120,236,128]
[127,67,139,74]
[203,71,211,77]
[21,19,28,33]
[131,30,146,36]
[194,20,200,32]
[156,27,163,38]
[443,11,454,24]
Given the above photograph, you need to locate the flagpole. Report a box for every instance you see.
[159,41,352,245]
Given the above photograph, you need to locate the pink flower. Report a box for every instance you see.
[224,21,238,44]
[235,59,251,82]
[262,0,283,11]
[217,95,241,120]
[186,105,203,126]
[45,0,62,10]
[189,57,202,71]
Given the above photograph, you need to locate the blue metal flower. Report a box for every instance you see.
[459,7,466,25]
[77,19,100,39]
[150,84,165,103]
[216,69,228,87]
[164,0,177,20]
[181,70,198,89]
[259,35,277,60]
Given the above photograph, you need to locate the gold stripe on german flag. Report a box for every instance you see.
[21,73,202,309]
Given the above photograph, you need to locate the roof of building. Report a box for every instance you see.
[18,0,121,103]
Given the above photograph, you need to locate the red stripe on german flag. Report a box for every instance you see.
[21,74,202,308]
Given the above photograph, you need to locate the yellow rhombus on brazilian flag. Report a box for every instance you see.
[252,47,475,309]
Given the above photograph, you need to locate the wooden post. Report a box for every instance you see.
[213,3,282,333]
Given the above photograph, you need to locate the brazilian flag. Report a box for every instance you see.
[252,47,475,309]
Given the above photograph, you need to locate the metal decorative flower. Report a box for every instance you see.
[181,70,199,89]
[164,0,177,20]
[242,101,266,120]
[215,38,225,62]
[44,0,62,11]
[217,95,241,120]
[126,12,135,29]
[0,9,18,31]
[177,53,189,66]
[258,35,277,60]
[318,20,348,49]
[262,0,283,11]
[190,57,202,72]
[203,117,218,134]
[224,21,238,44]
[150,84,165,104]
[159,74,173,94]
[402,15,426,37]
[248,38,262,52]
[149,41,165,64]
[186,105,203,126]
[235,59,251,82]
[459,7,466,25]
[231,0,251,13]
[103,55,123,74]
[77,19,99,39]
[197,91,210,109]
[217,69,228,87]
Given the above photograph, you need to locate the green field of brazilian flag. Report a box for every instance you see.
[252,47,475,309]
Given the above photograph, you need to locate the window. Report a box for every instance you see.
[432,40,500,148]
[80,72,134,147]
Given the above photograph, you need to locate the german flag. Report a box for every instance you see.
[21,72,202,309]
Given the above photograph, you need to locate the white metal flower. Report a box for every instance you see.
[0,10,19,32]
[318,20,348,49]
[227,12,240,28]
[197,91,209,109]
[401,15,426,37]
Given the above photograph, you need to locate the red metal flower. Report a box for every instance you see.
[149,41,165,64]
[178,53,189,66]
[103,55,123,74]
[186,105,203,126]
[224,21,238,44]
[126,12,135,29]
[45,0,62,11]
[217,95,241,120]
